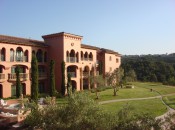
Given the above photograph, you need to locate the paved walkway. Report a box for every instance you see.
[99,95,161,104]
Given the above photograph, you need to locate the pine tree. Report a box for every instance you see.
[61,61,65,96]
[16,65,21,98]
[50,60,56,96]
[31,54,38,102]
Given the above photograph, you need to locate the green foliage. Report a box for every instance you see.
[61,61,65,96]
[24,92,116,130]
[99,61,103,75]
[122,55,175,85]
[31,54,38,102]
[67,73,72,96]
[16,65,21,98]
[90,74,105,88]
[115,104,162,130]
[49,60,56,96]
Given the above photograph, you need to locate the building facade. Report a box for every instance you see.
[0,32,121,98]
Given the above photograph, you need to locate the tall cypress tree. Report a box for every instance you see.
[16,65,21,98]
[50,60,56,96]
[61,61,65,96]
[99,61,103,75]
[31,54,38,102]
[67,73,72,96]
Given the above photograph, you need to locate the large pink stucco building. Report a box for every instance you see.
[0,32,121,98]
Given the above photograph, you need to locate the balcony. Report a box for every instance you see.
[15,56,28,62]
[38,73,47,80]
[0,55,5,61]
[66,57,78,63]
[0,73,5,82]
[89,58,93,61]
[8,73,28,81]
[67,72,76,78]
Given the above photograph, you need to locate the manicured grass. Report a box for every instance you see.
[101,99,167,117]
[163,95,175,109]
[133,82,175,95]
[90,86,159,101]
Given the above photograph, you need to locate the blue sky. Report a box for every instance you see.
[0,0,175,55]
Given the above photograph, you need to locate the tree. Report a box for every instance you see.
[125,69,137,82]
[106,67,124,96]
[24,92,116,130]
[61,61,66,96]
[90,75,105,99]
[49,60,56,97]
[16,65,21,98]
[31,54,38,102]
[67,73,72,97]
[99,61,103,75]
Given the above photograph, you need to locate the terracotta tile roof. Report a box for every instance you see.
[81,44,100,50]
[42,32,83,39]
[0,35,48,47]
[99,48,121,56]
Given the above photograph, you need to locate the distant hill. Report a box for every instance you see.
[121,53,175,85]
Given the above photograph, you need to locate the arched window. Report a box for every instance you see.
[70,49,75,63]
[84,52,88,61]
[24,50,28,62]
[16,47,23,62]
[36,49,43,62]
[81,51,83,61]
[1,48,6,61]
[116,58,119,63]
[109,56,112,61]
[10,49,15,62]
[76,52,79,62]
[89,52,93,61]
[44,52,47,62]
[66,51,70,62]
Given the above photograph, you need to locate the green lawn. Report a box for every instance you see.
[56,82,175,116]
[163,95,175,109]
[133,82,175,95]
[101,99,167,117]
[90,86,159,101]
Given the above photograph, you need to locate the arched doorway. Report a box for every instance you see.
[67,65,78,78]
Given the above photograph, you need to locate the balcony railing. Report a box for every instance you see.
[8,73,28,81]
[15,56,28,62]
[0,55,5,61]
[67,72,76,78]
[66,57,78,63]
[0,73,5,80]
[84,58,88,61]
[89,58,93,61]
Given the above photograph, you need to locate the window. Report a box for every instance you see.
[116,58,119,63]
[10,49,15,62]
[109,56,112,61]
[11,85,16,97]
[1,48,6,61]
